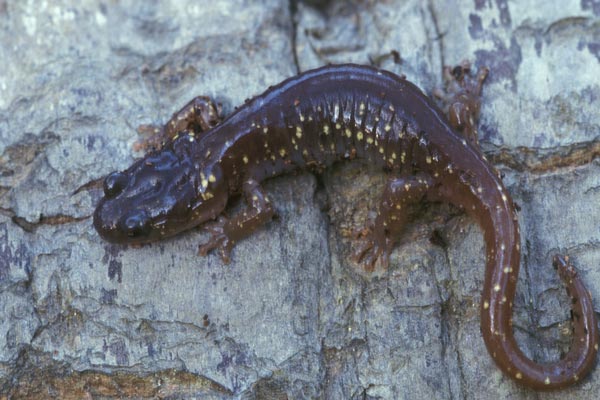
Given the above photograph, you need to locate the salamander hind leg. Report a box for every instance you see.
[198,179,274,264]
[136,96,222,151]
[353,173,433,271]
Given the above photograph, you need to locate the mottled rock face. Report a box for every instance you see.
[1,1,599,399]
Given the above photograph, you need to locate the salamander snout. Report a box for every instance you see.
[93,203,153,243]
[103,171,129,198]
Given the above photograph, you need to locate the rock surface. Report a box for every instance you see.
[0,0,599,398]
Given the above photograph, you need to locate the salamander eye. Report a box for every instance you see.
[121,210,150,238]
[103,172,128,198]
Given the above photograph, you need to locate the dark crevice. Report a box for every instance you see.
[6,209,90,234]
[426,0,446,75]
[483,139,600,173]
[521,239,540,360]
[431,235,466,399]
[289,0,301,74]
[72,175,104,195]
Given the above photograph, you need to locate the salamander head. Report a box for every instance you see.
[93,131,228,244]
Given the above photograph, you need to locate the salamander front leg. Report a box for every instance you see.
[434,62,488,148]
[136,96,222,151]
[198,179,274,264]
[354,173,433,271]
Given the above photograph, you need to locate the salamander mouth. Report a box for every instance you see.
[93,200,117,242]
[93,199,157,244]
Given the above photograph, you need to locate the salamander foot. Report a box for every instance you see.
[198,217,234,264]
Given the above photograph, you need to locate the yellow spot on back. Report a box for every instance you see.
[426,156,432,164]
[296,126,303,138]
[335,123,342,129]
[366,137,374,144]
[544,377,550,385]
[493,284,501,292]
[243,155,249,164]
[384,124,391,132]
[208,174,216,183]
[323,124,330,135]
[279,148,287,157]
[345,128,352,138]
[515,372,522,379]
[357,131,363,140]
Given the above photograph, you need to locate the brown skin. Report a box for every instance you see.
[94,64,598,390]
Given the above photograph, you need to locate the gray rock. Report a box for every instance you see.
[0,0,598,398]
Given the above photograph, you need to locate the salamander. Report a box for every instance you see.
[93,64,598,390]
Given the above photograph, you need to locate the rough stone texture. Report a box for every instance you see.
[0,0,599,399]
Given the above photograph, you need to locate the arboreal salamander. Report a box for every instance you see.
[94,64,598,390]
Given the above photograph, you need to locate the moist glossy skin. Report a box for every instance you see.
[93,64,598,390]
